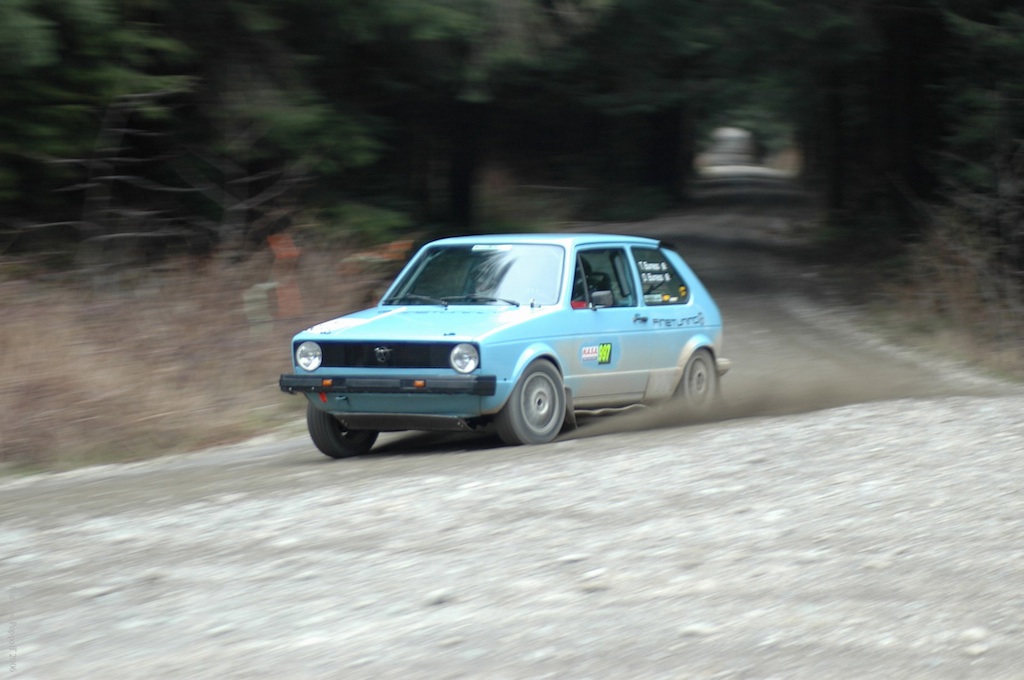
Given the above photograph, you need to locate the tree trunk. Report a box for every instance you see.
[449,101,486,230]
[646,106,684,201]
[872,4,942,200]
[823,68,846,215]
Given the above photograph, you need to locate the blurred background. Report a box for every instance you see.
[1,0,1022,467]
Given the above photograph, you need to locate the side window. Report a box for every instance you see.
[571,248,636,308]
[632,247,690,305]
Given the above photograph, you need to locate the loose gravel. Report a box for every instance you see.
[3,393,1024,679]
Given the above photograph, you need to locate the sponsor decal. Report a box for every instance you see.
[582,343,613,365]
[652,312,705,328]
[638,259,671,285]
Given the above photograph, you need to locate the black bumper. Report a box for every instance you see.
[279,373,497,397]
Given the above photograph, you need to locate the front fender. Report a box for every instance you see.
[480,341,564,414]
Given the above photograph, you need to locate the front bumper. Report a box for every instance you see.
[279,373,497,397]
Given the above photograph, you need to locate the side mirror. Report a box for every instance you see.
[590,290,614,308]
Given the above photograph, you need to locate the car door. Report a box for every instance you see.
[629,245,708,399]
[564,246,652,406]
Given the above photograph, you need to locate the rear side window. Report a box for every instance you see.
[632,248,690,305]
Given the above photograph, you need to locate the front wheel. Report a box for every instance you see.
[495,360,566,446]
[306,402,379,458]
[676,348,718,414]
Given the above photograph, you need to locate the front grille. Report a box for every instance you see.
[307,341,460,369]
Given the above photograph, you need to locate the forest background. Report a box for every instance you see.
[1,0,1022,467]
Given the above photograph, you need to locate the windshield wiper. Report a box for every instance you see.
[443,294,521,307]
[382,294,449,307]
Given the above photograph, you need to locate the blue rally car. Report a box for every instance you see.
[279,233,729,457]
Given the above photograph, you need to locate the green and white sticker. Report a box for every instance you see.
[582,343,613,364]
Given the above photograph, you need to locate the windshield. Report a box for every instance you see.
[384,243,564,306]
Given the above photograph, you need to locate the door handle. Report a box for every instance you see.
[633,313,648,324]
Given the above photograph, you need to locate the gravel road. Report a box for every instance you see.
[3,178,1023,678]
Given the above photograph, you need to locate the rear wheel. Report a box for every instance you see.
[677,348,718,414]
[306,402,379,458]
[495,360,565,446]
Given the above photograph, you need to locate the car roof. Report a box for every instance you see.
[426,233,662,249]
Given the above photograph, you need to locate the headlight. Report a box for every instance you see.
[296,341,323,371]
[450,343,479,374]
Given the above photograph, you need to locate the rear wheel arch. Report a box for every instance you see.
[675,347,718,412]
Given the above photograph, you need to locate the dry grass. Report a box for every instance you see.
[0,247,391,471]
[879,210,1024,379]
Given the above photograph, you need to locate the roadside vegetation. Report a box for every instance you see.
[885,203,1024,381]
[0,250,335,470]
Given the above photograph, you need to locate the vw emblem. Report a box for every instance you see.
[374,346,392,364]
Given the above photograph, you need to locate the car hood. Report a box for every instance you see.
[295,305,555,343]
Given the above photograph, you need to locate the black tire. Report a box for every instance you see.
[495,360,566,446]
[306,402,379,458]
[677,348,718,413]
